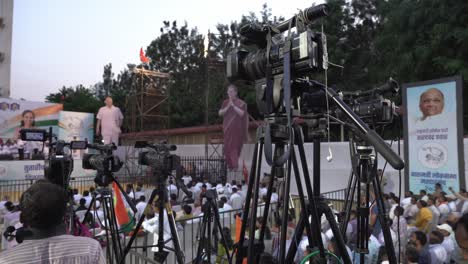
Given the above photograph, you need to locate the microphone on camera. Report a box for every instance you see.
[326,146,333,162]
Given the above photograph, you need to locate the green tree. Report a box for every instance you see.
[45,85,101,114]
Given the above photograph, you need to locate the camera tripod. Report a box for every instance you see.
[121,169,185,264]
[235,121,351,264]
[340,135,397,264]
[194,192,233,264]
[83,171,137,264]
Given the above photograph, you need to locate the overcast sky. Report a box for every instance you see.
[10,0,323,101]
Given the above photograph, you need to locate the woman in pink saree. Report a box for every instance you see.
[219,85,249,170]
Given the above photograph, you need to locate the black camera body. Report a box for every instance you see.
[226,4,329,118]
[136,141,179,174]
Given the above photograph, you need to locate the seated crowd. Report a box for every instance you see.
[0,170,467,264]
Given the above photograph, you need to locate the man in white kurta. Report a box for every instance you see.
[96,97,123,145]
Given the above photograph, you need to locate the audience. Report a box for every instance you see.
[0,181,105,263]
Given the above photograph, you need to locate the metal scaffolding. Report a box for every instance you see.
[125,67,170,134]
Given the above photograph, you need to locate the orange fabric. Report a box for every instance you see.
[235,215,242,243]
[140,47,150,63]
[112,182,130,226]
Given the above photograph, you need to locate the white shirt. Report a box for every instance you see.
[83,196,92,208]
[259,187,268,199]
[229,193,244,210]
[448,201,457,212]
[73,194,83,204]
[135,201,148,221]
[96,105,123,136]
[0,235,105,264]
[181,175,192,186]
[404,204,419,219]
[441,235,455,263]
[142,210,173,252]
[429,244,447,264]
[401,197,412,207]
[421,195,429,202]
[222,203,233,211]
[167,184,178,196]
[271,193,279,203]
[438,203,451,223]
[429,205,441,227]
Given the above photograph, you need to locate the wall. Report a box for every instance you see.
[160,140,468,196]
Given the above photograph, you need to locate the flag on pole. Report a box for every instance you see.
[112,182,134,232]
[242,160,249,182]
[140,47,150,64]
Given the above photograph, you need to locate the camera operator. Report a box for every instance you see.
[0,180,105,264]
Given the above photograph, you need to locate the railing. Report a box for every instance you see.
[178,156,227,184]
[121,189,348,264]
[0,176,157,203]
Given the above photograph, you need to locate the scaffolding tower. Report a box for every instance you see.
[125,67,170,134]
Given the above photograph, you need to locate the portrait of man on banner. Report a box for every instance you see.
[219,84,249,171]
[404,76,464,194]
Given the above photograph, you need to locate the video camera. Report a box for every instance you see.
[339,78,399,125]
[20,128,89,188]
[226,4,329,116]
[82,143,123,186]
[136,141,180,173]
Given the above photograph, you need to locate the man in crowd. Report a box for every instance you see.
[437,223,455,263]
[229,187,243,210]
[409,231,431,263]
[0,181,105,263]
[428,230,447,264]
[412,200,433,233]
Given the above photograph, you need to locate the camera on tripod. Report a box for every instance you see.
[82,143,123,186]
[226,4,329,116]
[135,141,180,173]
[338,78,400,125]
[20,128,88,188]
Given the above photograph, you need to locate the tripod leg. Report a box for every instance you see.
[284,209,306,263]
[341,171,357,241]
[165,203,185,264]
[372,168,397,264]
[121,189,158,264]
[285,145,325,262]
[247,139,264,264]
[195,209,209,264]
[211,200,233,264]
[278,151,292,264]
[323,204,352,264]
[236,141,262,264]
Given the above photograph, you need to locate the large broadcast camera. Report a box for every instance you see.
[135,141,180,173]
[82,143,123,186]
[136,141,193,200]
[227,4,329,116]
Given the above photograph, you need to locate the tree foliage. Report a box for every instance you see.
[45,1,468,134]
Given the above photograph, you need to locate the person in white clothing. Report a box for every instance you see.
[229,187,243,210]
[167,180,178,197]
[400,191,413,208]
[437,224,455,263]
[135,196,148,221]
[96,96,123,145]
[428,230,448,264]
[437,196,451,224]
[404,197,419,223]
[142,207,173,254]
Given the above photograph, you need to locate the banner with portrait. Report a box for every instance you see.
[403,76,464,193]
[0,98,62,140]
[57,111,94,142]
